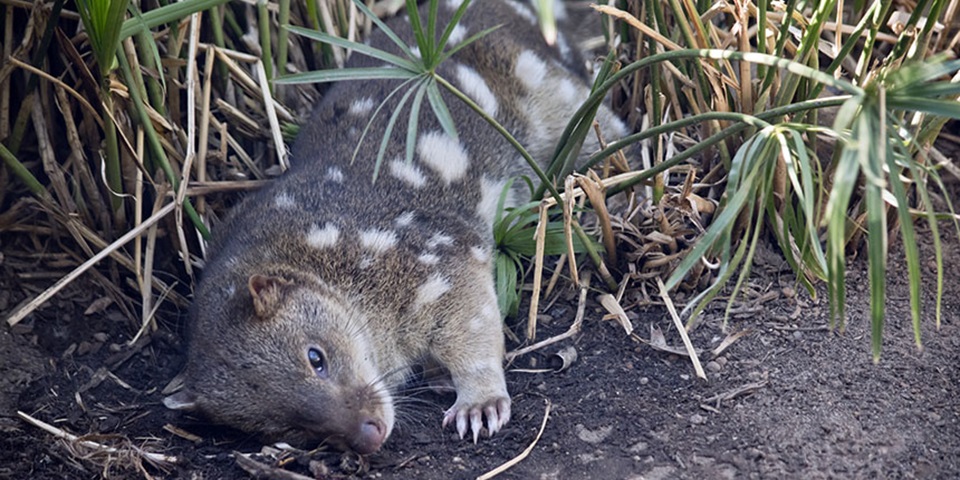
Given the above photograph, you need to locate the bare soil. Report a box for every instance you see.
[2,222,959,479]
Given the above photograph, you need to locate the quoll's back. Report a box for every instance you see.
[164,0,627,454]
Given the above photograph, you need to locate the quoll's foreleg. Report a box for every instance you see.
[430,266,511,442]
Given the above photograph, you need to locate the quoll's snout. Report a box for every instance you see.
[353,417,388,454]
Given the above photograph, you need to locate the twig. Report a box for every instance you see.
[17,411,178,465]
[527,203,549,340]
[5,201,177,326]
[234,452,315,480]
[256,59,289,170]
[657,277,706,379]
[476,399,551,480]
[508,272,590,361]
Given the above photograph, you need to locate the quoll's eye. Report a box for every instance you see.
[307,348,326,375]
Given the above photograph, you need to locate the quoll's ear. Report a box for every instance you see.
[248,274,293,319]
[163,390,200,411]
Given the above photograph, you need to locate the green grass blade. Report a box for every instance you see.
[824,117,863,328]
[350,76,421,168]
[437,25,501,64]
[76,0,131,75]
[285,25,421,71]
[495,252,519,318]
[119,0,229,40]
[277,67,417,84]
[885,96,960,119]
[438,0,474,51]
[350,0,417,59]
[373,82,420,181]
[426,0,439,62]
[405,0,431,65]
[884,138,923,350]
[664,136,765,291]
[405,82,429,165]
[426,80,458,141]
[854,109,888,361]
[0,143,49,200]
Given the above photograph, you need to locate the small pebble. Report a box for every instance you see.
[639,377,649,385]
[782,286,796,298]
[690,414,706,425]
[793,331,803,340]
[715,356,728,367]
[706,361,722,372]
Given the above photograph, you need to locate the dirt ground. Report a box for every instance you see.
[2,215,958,480]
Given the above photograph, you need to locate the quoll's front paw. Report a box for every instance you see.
[442,395,511,443]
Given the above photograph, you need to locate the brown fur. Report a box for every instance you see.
[164,0,625,454]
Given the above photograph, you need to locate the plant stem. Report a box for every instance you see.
[0,142,50,201]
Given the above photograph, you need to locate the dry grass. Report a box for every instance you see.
[1,0,959,413]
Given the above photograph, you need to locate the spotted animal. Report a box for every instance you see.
[164,0,626,454]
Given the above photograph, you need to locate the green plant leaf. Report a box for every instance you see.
[405,82,429,165]
[285,25,421,71]
[276,67,418,84]
[119,0,229,41]
[349,0,417,60]
[76,0,131,75]
[426,80,458,141]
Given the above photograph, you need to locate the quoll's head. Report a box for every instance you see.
[164,273,394,454]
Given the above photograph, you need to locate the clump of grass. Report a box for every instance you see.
[2,0,958,368]
[595,1,960,360]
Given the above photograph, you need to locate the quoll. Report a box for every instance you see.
[164,0,627,454]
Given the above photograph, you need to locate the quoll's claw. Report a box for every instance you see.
[443,396,512,442]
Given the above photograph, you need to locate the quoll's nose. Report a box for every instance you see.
[352,417,387,454]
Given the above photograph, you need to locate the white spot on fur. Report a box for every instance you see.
[325,167,344,183]
[360,228,398,253]
[274,191,296,209]
[482,303,500,322]
[448,24,467,46]
[426,232,454,249]
[395,211,416,228]
[307,223,340,248]
[559,78,580,104]
[389,158,427,188]
[477,176,510,227]
[417,131,470,184]
[470,245,491,263]
[455,64,498,117]
[414,273,451,307]
[515,50,547,90]
[418,253,440,265]
[504,0,537,24]
[348,97,375,116]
